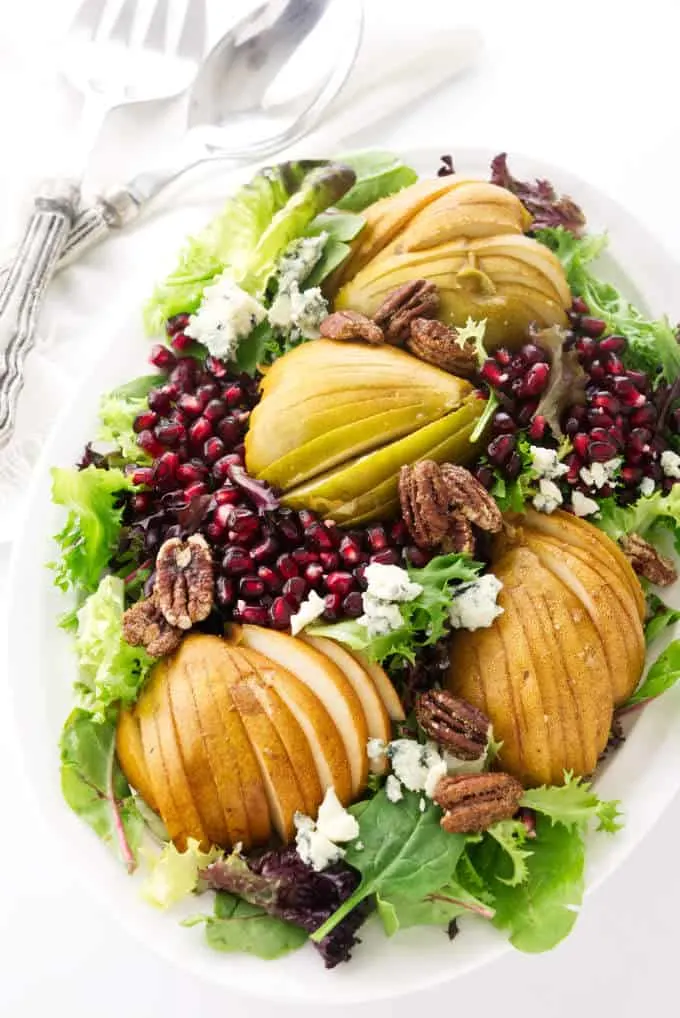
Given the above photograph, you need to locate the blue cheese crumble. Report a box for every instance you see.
[294,787,360,872]
[357,563,423,639]
[449,574,503,631]
[185,274,266,359]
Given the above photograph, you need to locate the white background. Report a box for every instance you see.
[2,0,680,1014]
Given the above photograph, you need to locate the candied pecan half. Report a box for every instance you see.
[399,460,502,552]
[122,594,183,657]
[415,689,490,759]
[407,318,478,376]
[433,772,524,834]
[319,310,384,344]
[373,279,439,345]
[620,532,678,586]
[155,534,214,629]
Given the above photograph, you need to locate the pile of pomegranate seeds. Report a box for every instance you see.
[122,329,432,631]
[474,298,677,504]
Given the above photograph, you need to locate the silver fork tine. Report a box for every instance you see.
[130,0,158,50]
[93,0,127,43]
[143,0,170,51]
[71,0,108,37]
[109,0,138,45]
[175,0,208,62]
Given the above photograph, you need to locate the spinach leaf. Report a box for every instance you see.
[60,709,142,872]
[335,150,418,211]
[187,892,307,960]
[624,638,680,707]
[377,879,494,936]
[645,593,680,645]
[311,790,466,942]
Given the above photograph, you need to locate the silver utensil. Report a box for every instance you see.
[45,0,363,267]
[0,0,208,449]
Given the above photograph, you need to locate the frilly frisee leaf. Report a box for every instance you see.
[96,374,161,465]
[486,819,532,886]
[595,486,680,551]
[520,771,623,834]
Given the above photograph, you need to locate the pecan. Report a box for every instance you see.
[415,689,490,759]
[407,318,478,377]
[373,279,439,345]
[620,532,678,586]
[433,772,524,834]
[319,310,384,344]
[399,460,503,552]
[155,534,214,629]
[122,594,183,657]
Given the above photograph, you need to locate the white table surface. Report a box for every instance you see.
[2,0,680,1014]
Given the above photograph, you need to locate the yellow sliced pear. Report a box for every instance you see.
[235,625,369,797]
[350,651,406,722]
[116,709,158,813]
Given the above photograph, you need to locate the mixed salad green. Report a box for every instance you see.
[49,149,680,970]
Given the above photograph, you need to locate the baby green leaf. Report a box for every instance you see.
[521,772,623,834]
[623,638,680,707]
[187,892,307,960]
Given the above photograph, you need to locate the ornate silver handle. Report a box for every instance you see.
[0,181,79,449]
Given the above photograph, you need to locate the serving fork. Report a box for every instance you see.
[0,0,208,450]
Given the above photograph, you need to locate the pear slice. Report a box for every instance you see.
[350,651,406,722]
[116,709,158,813]
[236,646,324,816]
[301,634,391,772]
[222,645,305,842]
[235,625,369,797]
[469,234,572,307]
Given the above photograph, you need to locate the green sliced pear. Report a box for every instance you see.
[469,234,571,306]
[283,398,484,521]
[388,197,527,255]
[475,255,568,306]
[335,245,468,314]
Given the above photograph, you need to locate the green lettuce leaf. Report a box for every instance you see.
[645,592,680,644]
[521,772,623,833]
[624,638,680,707]
[60,708,142,872]
[486,819,533,886]
[311,789,466,943]
[308,553,482,665]
[537,226,680,383]
[334,150,418,211]
[74,575,154,719]
[142,838,221,909]
[186,892,307,960]
[377,879,494,937]
[303,210,366,288]
[50,466,135,593]
[144,161,355,334]
[96,374,160,464]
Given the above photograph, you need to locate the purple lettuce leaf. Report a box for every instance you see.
[490,153,586,235]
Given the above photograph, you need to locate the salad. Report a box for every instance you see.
[52,149,680,969]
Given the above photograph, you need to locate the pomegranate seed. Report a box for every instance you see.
[277,553,299,580]
[258,566,283,592]
[589,440,618,462]
[580,316,606,338]
[205,355,228,379]
[177,393,204,417]
[212,485,240,506]
[155,419,185,446]
[591,391,620,414]
[171,331,193,351]
[626,370,649,392]
[589,360,606,383]
[196,382,221,404]
[564,416,581,436]
[319,551,340,571]
[154,451,180,485]
[323,593,343,621]
[517,362,550,397]
[576,336,597,360]
[204,437,226,464]
[599,335,626,355]
[406,546,430,567]
[522,343,549,365]
[495,347,512,367]
[224,384,244,407]
[133,410,158,433]
[487,433,516,466]
[390,520,410,545]
[491,411,517,435]
[270,597,293,630]
[505,451,522,479]
[626,448,644,465]
[278,515,302,543]
[205,522,223,543]
[169,359,196,388]
[223,547,253,574]
[137,430,164,458]
[572,433,589,458]
[204,399,227,423]
[292,548,319,566]
[216,576,236,607]
[132,492,151,513]
[131,466,154,486]
[307,523,335,550]
[184,481,208,500]
[188,416,212,446]
[324,571,355,596]
[283,576,308,607]
[370,549,400,566]
[480,360,508,388]
[474,465,494,489]
[516,400,539,427]
[213,454,241,482]
[343,592,364,618]
[339,535,364,565]
[233,601,268,625]
[603,354,625,376]
[229,509,260,541]
[355,563,369,587]
[147,387,173,413]
[588,408,615,429]
[217,416,242,446]
[166,313,190,336]
[564,453,582,483]
[629,428,652,453]
[176,461,205,485]
[631,405,656,428]
[304,562,325,587]
[590,427,614,444]
[298,510,317,530]
[621,465,643,485]
[572,296,589,314]
[239,575,266,598]
[251,536,279,563]
[528,415,546,441]
[366,526,388,551]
